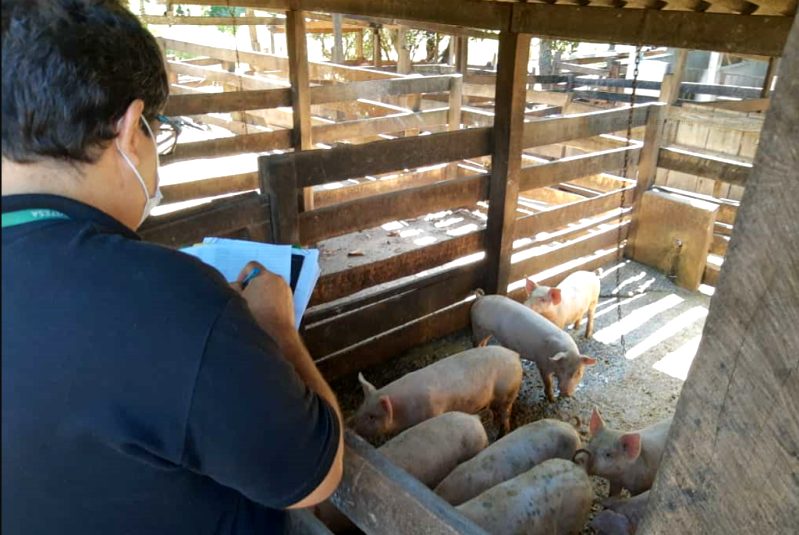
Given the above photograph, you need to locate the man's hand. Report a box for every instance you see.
[232,261,295,340]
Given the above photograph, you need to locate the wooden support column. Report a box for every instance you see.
[373,28,382,68]
[448,36,457,65]
[626,104,666,258]
[447,74,463,178]
[355,29,364,62]
[332,14,344,64]
[484,30,531,295]
[761,57,778,97]
[397,27,412,74]
[286,10,314,211]
[455,36,468,73]
[640,15,799,532]
[245,8,261,53]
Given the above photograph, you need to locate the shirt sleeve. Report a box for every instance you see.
[181,297,340,509]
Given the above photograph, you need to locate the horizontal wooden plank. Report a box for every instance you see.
[161,173,259,204]
[304,263,481,358]
[691,98,771,113]
[710,234,730,257]
[335,13,499,40]
[314,166,447,209]
[167,61,288,91]
[142,15,285,26]
[463,84,571,107]
[299,174,488,244]
[161,129,292,165]
[317,299,473,382]
[523,104,654,149]
[164,88,292,116]
[265,127,492,188]
[702,262,721,287]
[312,109,448,143]
[511,4,792,57]
[311,230,485,305]
[509,218,630,281]
[310,75,454,105]
[139,192,269,248]
[519,145,641,191]
[658,146,752,186]
[667,107,764,132]
[572,90,660,104]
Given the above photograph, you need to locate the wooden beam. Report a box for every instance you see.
[519,145,642,191]
[166,61,287,91]
[455,36,468,74]
[304,263,480,357]
[657,146,752,186]
[140,15,285,26]
[691,98,771,113]
[163,88,292,116]
[522,104,652,149]
[332,14,344,64]
[484,30,530,295]
[260,154,300,245]
[761,57,779,97]
[373,29,382,68]
[161,129,292,165]
[640,14,799,532]
[397,27,412,74]
[161,173,259,204]
[661,49,689,105]
[312,109,448,143]
[287,11,315,211]
[514,184,634,239]
[511,4,793,57]
[299,174,488,244]
[334,13,500,40]
[310,230,484,306]
[309,75,453,105]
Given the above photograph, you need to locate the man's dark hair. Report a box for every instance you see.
[2,0,169,164]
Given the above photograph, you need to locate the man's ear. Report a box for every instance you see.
[358,373,377,397]
[620,433,642,461]
[379,396,393,423]
[590,407,606,436]
[115,99,146,164]
[550,288,563,305]
[525,278,537,296]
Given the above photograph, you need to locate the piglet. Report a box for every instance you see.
[587,408,673,496]
[590,491,651,534]
[456,459,593,535]
[316,412,488,533]
[471,292,597,401]
[435,418,581,505]
[349,346,522,438]
[525,270,601,338]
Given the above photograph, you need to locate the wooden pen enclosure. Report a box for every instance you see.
[134,1,798,534]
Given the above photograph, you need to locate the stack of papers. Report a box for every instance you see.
[182,238,320,329]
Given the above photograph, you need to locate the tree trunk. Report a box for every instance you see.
[539,39,553,75]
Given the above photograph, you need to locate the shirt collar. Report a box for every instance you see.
[2,194,140,240]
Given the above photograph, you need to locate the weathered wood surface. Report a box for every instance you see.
[641,16,799,533]
[304,263,481,357]
[522,105,651,149]
[310,75,452,105]
[310,231,484,306]
[520,145,641,191]
[161,173,258,204]
[260,156,300,245]
[286,10,315,211]
[299,174,488,244]
[141,14,285,26]
[312,109,448,144]
[658,146,752,187]
[164,88,292,116]
[313,166,450,208]
[160,129,292,165]
[326,430,490,535]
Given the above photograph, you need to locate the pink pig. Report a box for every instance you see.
[524,270,601,338]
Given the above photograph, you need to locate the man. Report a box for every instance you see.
[1,1,343,534]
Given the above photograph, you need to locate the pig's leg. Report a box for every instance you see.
[476,336,492,348]
[586,301,597,338]
[541,372,556,402]
[493,389,518,437]
[573,316,582,330]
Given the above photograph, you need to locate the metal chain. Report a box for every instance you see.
[615,45,643,357]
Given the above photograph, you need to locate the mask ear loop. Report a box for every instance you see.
[115,117,154,204]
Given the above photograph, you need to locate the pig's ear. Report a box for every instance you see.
[589,407,606,436]
[525,278,537,296]
[550,288,562,305]
[581,355,598,366]
[379,396,393,422]
[620,433,642,460]
[549,351,567,362]
[358,373,377,396]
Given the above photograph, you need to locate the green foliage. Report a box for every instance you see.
[203,6,246,36]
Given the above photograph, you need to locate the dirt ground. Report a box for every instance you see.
[330,259,712,534]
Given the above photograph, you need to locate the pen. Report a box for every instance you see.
[241,267,260,289]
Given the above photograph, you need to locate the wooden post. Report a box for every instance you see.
[355,29,364,63]
[626,104,666,258]
[484,30,531,295]
[448,36,457,66]
[761,57,778,97]
[447,74,463,178]
[245,8,261,53]
[286,10,314,211]
[260,156,300,245]
[639,15,799,533]
[332,14,344,64]
[456,36,468,73]
[373,28,382,68]
[397,27,412,74]
[268,26,276,55]
[661,49,688,106]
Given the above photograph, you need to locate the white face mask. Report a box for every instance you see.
[115,118,163,226]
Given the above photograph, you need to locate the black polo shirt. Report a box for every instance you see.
[1,194,339,535]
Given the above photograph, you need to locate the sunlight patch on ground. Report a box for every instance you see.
[698,284,716,297]
[414,236,437,246]
[381,221,405,232]
[653,335,702,380]
[448,223,479,237]
[625,306,708,360]
[593,293,648,319]
[593,294,684,344]
[399,229,422,238]
[435,217,464,229]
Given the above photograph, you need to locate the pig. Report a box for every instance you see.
[435,418,581,506]
[316,412,488,533]
[471,292,597,402]
[456,459,593,535]
[590,491,651,534]
[524,270,601,338]
[587,408,673,496]
[349,346,522,438]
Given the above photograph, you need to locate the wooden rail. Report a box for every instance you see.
[657,146,752,187]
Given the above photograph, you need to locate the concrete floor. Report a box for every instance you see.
[331,259,713,533]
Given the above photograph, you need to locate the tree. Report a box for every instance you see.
[203,5,245,36]
[538,39,578,75]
